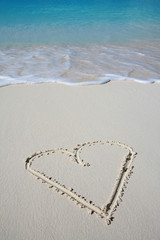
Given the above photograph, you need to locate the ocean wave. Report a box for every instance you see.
[0,44,160,87]
[0,74,160,88]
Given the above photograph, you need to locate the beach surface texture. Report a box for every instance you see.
[0,81,160,239]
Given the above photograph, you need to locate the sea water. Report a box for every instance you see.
[0,0,160,86]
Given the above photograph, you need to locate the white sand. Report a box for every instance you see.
[0,81,160,239]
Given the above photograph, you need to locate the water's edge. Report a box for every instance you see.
[0,74,160,88]
[0,44,160,87]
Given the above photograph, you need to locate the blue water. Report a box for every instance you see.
[0,0,160,86]
[0,0,160,46]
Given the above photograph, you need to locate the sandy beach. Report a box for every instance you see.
[0,81,160,240]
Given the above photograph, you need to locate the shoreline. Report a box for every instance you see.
[0,42,160,87]
[0,76,160,88]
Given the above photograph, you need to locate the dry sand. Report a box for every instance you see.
[0,81,160,240]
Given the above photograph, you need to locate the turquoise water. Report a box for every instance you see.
[0,0,160,86]
[0,0,160,46]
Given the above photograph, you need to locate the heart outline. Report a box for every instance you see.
[25,140,137,225]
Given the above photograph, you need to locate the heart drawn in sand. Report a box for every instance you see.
[25,140,137,225]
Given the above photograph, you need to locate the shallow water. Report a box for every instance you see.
[0,44,160,86]
[0,0,160,86]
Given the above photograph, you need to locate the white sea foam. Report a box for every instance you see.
[0,44,160,87]
[0,74,160,88]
